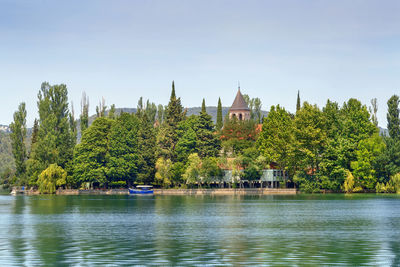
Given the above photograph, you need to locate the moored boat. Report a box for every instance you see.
[129,185,154,195]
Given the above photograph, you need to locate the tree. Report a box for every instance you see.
[37,163,66,194]
[157,104,164,124]
[73,117,113,187]
[294,102,326,173]
[157,81,185,161]
[257,105,294,175]
[216,97,223,131]
[253,98,262,123]
[196,99,221,158]
[387,95,400,140]
[30,119,39,150]
[183,153,202,186]
[343,170,355,193]
[108,104,116,119]
[243,94,262,122]
[107,113,140,187]
[27,83,75,185]
[80,92,89,133]
[10,102,27,179]
[296,90,301,112]
[200,157,222,185]
[155,158,173,187]
[175,126,198,163]
[351,133,385,190]
[96,97,106,118]
[370,98,378,127]
[221,118,258,155]
[136,113,157,185]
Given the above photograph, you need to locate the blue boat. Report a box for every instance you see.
[129,185,154,195]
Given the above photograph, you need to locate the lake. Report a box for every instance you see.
[0,194,399,265]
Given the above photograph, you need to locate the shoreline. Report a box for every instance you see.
[19,188,298,196]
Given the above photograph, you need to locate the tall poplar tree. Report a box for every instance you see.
[10,102,27,179]
[216,97,223,131]
[30,119,39,150]
[80,92,89,133]
[387,95,400,140]
[27,82,75,184]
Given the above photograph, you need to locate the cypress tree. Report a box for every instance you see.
[296,90,301,112]
[10,102,27,179]
[216,97,223,131]
[387,95,400,140]
[201,98,206,113]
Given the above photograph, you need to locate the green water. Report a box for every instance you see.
[1,194,400,265]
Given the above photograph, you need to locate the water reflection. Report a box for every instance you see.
[1,194,400,265]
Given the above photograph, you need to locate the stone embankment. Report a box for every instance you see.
[22,188,297,195]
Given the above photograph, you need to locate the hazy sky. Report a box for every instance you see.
[0,0,399,127]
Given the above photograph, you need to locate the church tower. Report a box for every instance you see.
[229,86,250,121]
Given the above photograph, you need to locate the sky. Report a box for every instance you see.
[0,0,399,127]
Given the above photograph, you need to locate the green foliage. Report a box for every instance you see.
[294,102,326,173]
[243,94,262,123]
[175,126,197,162]
[136,113,157,185]
[157,81,185,161]
[30,119,39,153]
[157,104,164,124]
[183,153,202,185]
[73,117,113,187]
[37,163,67,194]
[221,118,258,155]
[351,134,385,189]
[196,100,221,158]
[343,170,355,193]
[27,82,76,186]
[387,95,400,140]
[155,157,173,187]
[200,157,222,184]
[296,90,301,112]
[216,97,223,131]
[257,105,294,173]
[80,92,89,133]
[376,173,400,193]
[10,102,27,178]
[107,113,140,187]
[293,171,321,193]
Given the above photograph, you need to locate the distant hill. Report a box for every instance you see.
[88,106,268,124]
[0,125,10,133]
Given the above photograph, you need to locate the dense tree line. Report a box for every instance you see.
[4,81,400,194]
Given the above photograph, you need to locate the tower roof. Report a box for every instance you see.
[230,89,250,111]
